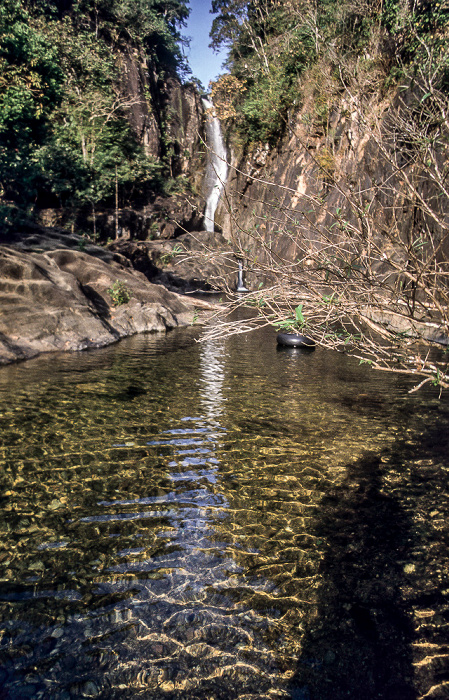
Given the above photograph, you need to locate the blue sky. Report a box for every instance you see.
[184,0,228,90]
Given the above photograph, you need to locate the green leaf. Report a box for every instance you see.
[295,304,305,325]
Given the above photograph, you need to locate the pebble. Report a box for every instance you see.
[81,680,99,697]
[160,681,175,692]
[49,499,63,510]
[324,649,336,663]
[403,563,416,574]
[51,628,64,639]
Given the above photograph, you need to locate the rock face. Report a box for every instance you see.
[113,74,208,240]
[109,230,238,293]
[36,63,208,240]
[215,99,364,291]
[0,230,203,365]
[217,86,449,291]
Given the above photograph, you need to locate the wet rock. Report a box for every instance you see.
[160,681,175,692]
[17,684,37,697]
[80,680,99,697]
[324,649,336,664]
[49,499,64,510]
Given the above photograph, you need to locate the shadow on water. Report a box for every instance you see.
[0,326,448,699]
[289,450,417,700]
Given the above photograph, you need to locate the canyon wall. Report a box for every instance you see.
[216,84,448,295]
[37,49,209,242]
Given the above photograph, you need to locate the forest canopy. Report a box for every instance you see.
[0,0,189,232]
[209,0,449,144]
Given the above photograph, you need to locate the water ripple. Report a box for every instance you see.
[0,329,447,699]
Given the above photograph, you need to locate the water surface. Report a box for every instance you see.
[0,326,448,699]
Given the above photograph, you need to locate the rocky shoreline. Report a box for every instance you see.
[0,228,217,366]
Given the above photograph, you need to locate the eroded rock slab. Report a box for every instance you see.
[109,230,237,293]
[0,240,201,365]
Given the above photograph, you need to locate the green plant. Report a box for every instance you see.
[107,280,132,306]
[316,147,336,182]
[0,0,188,227]
[273,304,306,332]
[149,221,159,239]
[160,244,183,266]
[322,293,339,305]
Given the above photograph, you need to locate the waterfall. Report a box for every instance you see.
[202,98,228,232]
[236,259,249,292]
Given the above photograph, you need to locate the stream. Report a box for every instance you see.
[0,324,448,699]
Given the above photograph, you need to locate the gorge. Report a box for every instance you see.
[1,0,448,385]
[1,2,449,699]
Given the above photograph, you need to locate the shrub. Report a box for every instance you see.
[107,280,132,306]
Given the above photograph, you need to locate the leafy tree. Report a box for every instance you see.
[0,0,63,213]
[210,0,449,146]
[1,0,189,233]
[210,0,317,144]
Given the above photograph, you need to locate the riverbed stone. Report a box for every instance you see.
[80,680,99,696]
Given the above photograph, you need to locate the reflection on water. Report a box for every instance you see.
[0,326,448,699]
[199,340,226,422]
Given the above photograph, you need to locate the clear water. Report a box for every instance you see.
[0,325,448,700]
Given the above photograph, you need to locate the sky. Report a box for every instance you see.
[184,0,228,90]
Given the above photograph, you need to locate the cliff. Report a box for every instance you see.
[36,64,208,242]
[113,49,208,239]
[0,0,209,244]
[212,70,449,354]
[218,83,446,278]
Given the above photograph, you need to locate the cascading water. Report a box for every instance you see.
[236,258,249,292]
[202,97,228,232]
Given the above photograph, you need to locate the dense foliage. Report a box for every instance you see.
[0,0,189,232]
[210,0,449,145]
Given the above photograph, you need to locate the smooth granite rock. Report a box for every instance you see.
[0,234,206,365]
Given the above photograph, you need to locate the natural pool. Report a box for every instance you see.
[0,324,448,699]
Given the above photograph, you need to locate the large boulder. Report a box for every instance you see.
[0,232,208,365]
